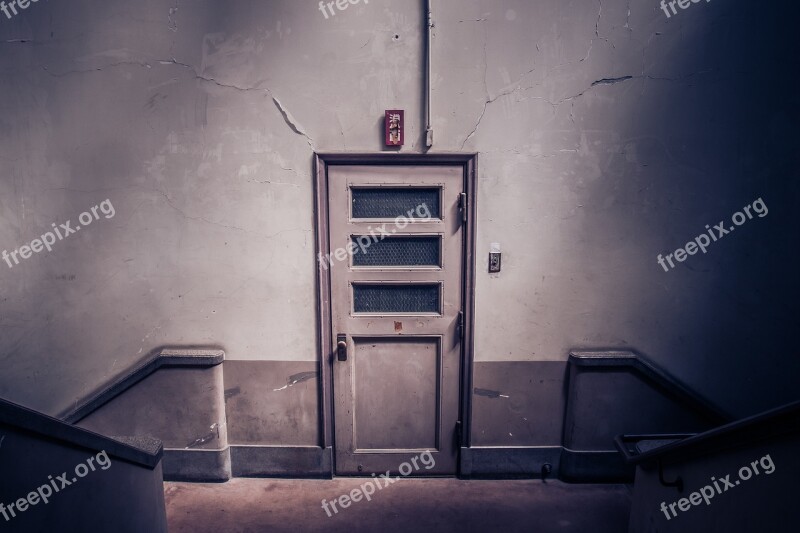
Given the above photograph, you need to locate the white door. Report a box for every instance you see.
[328,164,466,475]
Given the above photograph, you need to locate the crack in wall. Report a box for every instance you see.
[272,97,315,149]
[460,34,490,149]
[41,57,317,148]
[152,181,309,240]
[592,76,633,86]
[461,68,686,149]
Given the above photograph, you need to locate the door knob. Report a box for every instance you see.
[337,335,347,361]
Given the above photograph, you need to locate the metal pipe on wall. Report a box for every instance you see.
[425,0,434,148]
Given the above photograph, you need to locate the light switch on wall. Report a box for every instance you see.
[489,242,501,273]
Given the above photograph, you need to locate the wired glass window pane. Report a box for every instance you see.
[351,188,440,219]
[352,236,440,267]
[353,284,440,314]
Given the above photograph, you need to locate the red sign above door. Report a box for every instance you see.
[385,110,404,146]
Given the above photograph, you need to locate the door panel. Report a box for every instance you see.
[352,337,440,451]
[329,165,464,476]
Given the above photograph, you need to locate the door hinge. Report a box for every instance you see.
[458,192,468,222]
[457,311,464,343]
[455,420,463,445]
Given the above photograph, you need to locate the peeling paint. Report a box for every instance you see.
[185,422,222,449]
[224,387,241,400]
[273,371,319,392]
[591,76,633,86]
[272,97,315,149]
[474,388,510,399]
[167,5,179,32]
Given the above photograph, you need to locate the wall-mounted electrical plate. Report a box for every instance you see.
[489,242,501,273]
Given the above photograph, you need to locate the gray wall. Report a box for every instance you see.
[0,425,167,532]
[628,432,799,532]
[75,360,328,480]
[0,0,797,428]
[78,366,227,451]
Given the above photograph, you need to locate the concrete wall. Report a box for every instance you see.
[0,0,797,439]
[76,363,233,481]
[563,366,715,451]
[78,366,227,451]
[627,417,800,532]
[0,407,167,532]
[75,359,329,480]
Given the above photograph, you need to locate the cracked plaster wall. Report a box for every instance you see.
[0,0,798,418]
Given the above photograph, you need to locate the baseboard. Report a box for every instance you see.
[163,446,334,481]
[460,446,561,479]
[161,445,629,482]
[458,446,633,482]
[163,447,231,482]
[230,445,332,478]
[559,448,634,482]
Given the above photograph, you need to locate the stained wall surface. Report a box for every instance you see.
[0,0,797,427]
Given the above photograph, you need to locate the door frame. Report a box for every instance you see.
[313,153,478,475]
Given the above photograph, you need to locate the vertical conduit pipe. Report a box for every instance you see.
[425,0,434,148]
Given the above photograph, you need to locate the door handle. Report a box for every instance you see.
[337,334,347,361]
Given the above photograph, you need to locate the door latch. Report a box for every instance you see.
[458,192,468,222]
[337,334,348,361]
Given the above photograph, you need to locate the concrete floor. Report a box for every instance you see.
[165,478,632,533]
